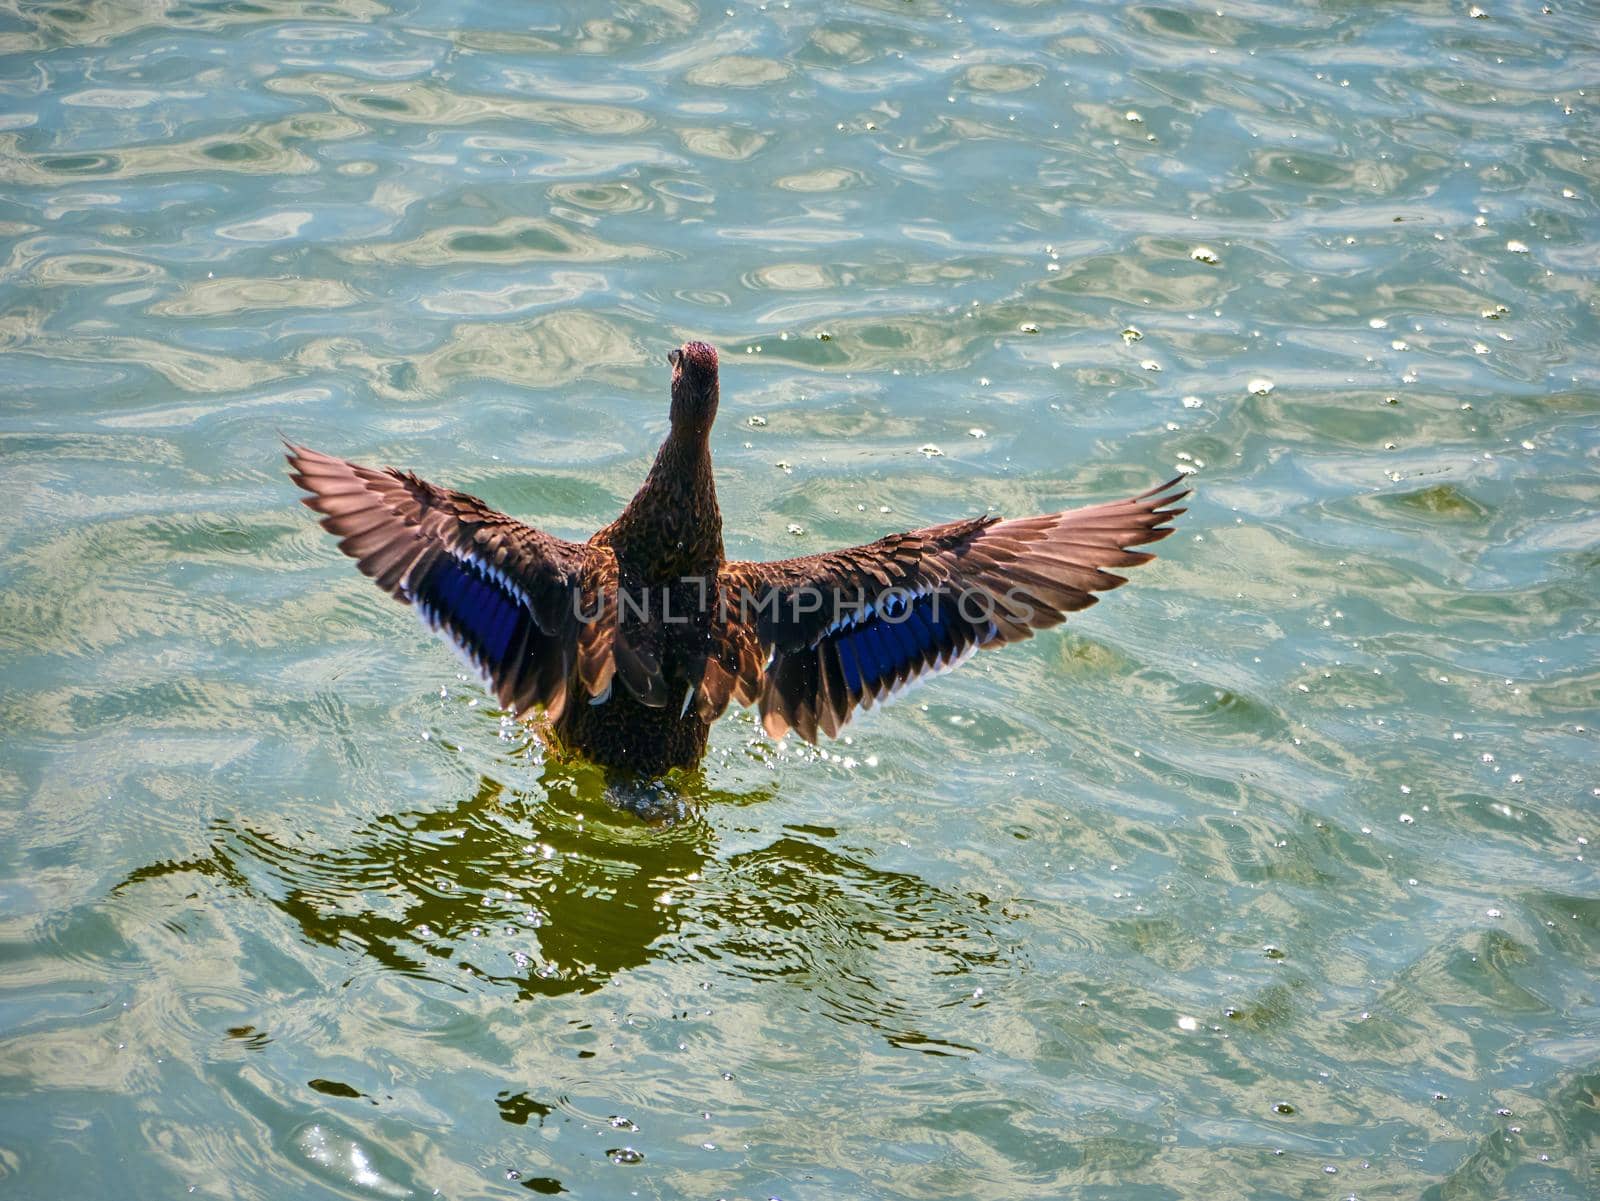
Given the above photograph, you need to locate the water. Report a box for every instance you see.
[1,0,1596,1197]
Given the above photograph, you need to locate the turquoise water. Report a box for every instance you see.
[2,0,1597,1197]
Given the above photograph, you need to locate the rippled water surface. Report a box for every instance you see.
[2,1,1598,1197]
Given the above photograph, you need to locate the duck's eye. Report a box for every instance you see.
[667,348,682,368]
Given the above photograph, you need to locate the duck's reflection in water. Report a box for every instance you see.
[120,760,751,999]
[121,759,1015,1057]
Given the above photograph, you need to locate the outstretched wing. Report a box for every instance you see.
[286,443,588,718]
[704,478,1188,742]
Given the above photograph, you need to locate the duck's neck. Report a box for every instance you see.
[612,425,724,577]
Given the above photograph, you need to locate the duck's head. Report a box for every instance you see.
[667,340,719,437]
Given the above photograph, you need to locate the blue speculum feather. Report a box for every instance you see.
[855,623,892,684]
[420,557,519,667]
[828,591,974,696]
[838,640,863,694]
[903,606,935,656]
[882,614,915,674]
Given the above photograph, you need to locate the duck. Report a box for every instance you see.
[287,340,1186,775]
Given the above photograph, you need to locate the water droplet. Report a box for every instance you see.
[1248,378,1274,395]
[1190,246,1219,265]
[1019,322,1039,334]
[606,1147,644,1166]
[1121,326,1144,343]
[1273,1102,1296,1115]
[918,444,944,458]
[1506,239,1529,253]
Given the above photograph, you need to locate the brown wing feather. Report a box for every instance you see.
[286,442,590,717]
[704,477,1188,741]
[574,548,619,704]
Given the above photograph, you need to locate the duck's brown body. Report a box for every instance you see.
[554,422,725,771]
[553,671,710,772]
[288,341,1186,776]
